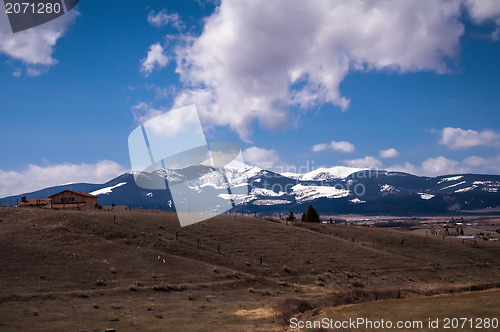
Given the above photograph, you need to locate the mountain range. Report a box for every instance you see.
[1,165,499,215]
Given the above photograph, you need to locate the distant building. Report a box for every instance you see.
[16,196,50,208]
[49,190,99,210]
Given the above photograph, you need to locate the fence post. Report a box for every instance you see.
[218,244,221,254]
[175,232,178,240]
[260,255,263,265]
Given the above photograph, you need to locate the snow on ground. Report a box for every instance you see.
[418,193,435,200]
[280,172,302,179]
[455,186,476,193]
[252,199,292,205]
[437,175,463,184]
[218,193,255,204]
[473,181,493,185]
[90,182,127,196]
[299,166,366,181]
[250,188,285,197]
[440,181,466,190]
[438,175,463,184]
[291,184,350,202]
[379,184,399,193]
[349,198,366,204]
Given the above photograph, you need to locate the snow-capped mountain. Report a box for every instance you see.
[2,166,500,215]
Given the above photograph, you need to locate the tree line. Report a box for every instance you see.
[285,204,320,223]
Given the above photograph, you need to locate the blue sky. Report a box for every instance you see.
[1,0,500,196]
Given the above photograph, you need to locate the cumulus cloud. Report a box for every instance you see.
[439,127,500,150]
[131,102,164,124]
[461,155,500,174]
[243,146,279,170]
[421,156,464,175]
[389,155,500,176]
[342,156,382,168]
[312,140,355,153]
[0,5,78,73]
[165,0,500,139]
[379,148,399,158]
[147,10,184,29]
[0,160,126,197]
[465,0,500,40]
[141,43,169,76]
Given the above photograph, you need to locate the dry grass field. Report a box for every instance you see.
[0,207,498,331]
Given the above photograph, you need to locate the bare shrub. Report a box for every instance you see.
[275,297,315,323]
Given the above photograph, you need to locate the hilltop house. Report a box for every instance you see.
[48,190,99,210]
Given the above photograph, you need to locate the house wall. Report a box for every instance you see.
[50,192,97,210]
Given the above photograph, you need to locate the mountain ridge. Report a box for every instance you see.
[1,166,499,215]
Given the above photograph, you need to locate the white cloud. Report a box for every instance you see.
[243,147,279,170]
[12,68,21,77]
[388,162,419,175]
[131,102,164,124]
[389,155,500,176]
[421,156,464,176]
[312,140,355,153]
[0,160,126,197]
[439,127,500,150]
[0,6,78,71]
[342,156,381,168]
[462,155,500,174]
[465,0,500,40]
[379,148,399,158]
[170,0,500,139]
[141,43,169,76]
[147,10,184,29]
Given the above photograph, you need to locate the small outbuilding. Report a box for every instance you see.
[49,190,99,210]
[17,196,50,208]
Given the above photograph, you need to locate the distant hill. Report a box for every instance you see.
[1,165,499,215]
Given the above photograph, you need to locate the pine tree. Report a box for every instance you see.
[286,211,296,222]
[304,204,320,223]
[301,213,306,222]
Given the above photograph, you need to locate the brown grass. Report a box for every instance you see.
[0,207,498,331]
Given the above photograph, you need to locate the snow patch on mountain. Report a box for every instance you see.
[440,181,466,191]
[218,193,254,204]
[280,172,302,179]
[299,166,366,181]
[291,184,350,202]
[253,199,292,205]
[349,198,366,204]
[250,188,285,197]
[438,176,463,184]
[90,182,127,196]
[380,184,399,193]
[418,193,435,200]
[455,186,476,193]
